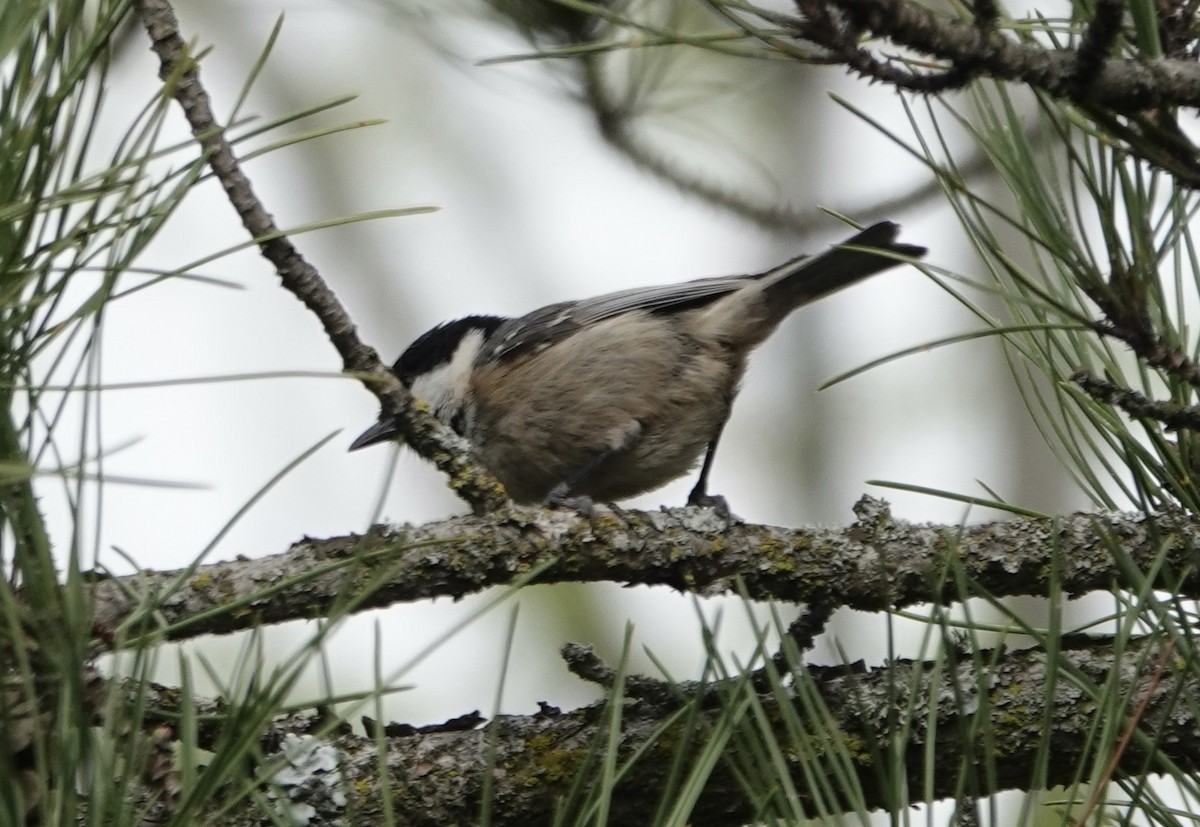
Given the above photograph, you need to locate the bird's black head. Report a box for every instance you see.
[393,315,507,387]
[350,315,508,452]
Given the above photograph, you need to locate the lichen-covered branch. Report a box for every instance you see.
[89,497,1200,644]
[155,638,1197,826]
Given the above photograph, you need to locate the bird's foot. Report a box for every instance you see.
[687,488,732,519]
[544,484,596,518]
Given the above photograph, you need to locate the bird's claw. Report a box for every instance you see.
[544,484,596,518]
[687,489,730,517]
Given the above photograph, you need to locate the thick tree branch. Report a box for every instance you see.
[148,638,1197,826]
[89,497,1200,644]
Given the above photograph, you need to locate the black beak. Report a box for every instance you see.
[349,418,400,451]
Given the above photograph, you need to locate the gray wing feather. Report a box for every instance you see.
[482,273,762,363]
[477,222,923,366]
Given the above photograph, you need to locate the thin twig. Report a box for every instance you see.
[1072,370,1200,430]
[133,0,507,513]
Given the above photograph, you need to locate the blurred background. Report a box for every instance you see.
[48,0,1094,726]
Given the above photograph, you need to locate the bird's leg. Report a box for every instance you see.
[544,424,641,516]
[687,409,732,516]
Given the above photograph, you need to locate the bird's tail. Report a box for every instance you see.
[696,221,926,348]
[761,221,927,311]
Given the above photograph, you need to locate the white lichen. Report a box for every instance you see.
[266,733,348,825]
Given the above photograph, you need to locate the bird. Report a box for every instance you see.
[351,221,926,512]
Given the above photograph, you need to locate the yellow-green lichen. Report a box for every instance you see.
[536,746,586,784]
[838,729,872,764]
[520,733,587,785]
[760,539,796,574]
[989,680,1035,744]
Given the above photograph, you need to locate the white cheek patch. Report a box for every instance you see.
[409,329,485,424]
[410,363,455,414]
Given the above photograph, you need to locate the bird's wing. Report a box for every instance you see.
[481,274,762,364]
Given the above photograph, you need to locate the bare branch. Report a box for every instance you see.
[132,0,507,513]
